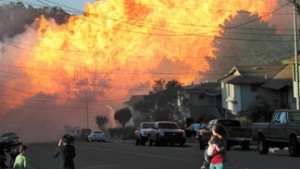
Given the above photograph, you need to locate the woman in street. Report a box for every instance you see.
[209,124,227,169]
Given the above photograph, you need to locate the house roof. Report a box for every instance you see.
[123,95,145,106]
[183,82,221,96]
[218,64,286,84]
[262,64,293,90]
[282,56,300,64]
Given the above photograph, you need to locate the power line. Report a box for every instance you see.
[0,0,296,37]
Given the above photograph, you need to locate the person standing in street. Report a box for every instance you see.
[196,118,209,149]
[54,134,76,169]
[13,144,34,169]
[209,124,227,169]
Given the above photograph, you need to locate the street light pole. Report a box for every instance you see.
[293,0,300,109]
[85,91,89,128]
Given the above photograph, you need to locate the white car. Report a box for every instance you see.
[135,122,155,146]
[87,130,106,142]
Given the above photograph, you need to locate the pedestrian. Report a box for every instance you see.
[54,134,76,169]
[192,120,200,137]
[209,124,227,169]
[196,118,209,149]
[198,118,208,131]
[13,144,34,169]
[201,135,223,169]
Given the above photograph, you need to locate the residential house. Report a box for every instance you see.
[282,56,300,109]
[219,64,294,117]
[183,82,222,121]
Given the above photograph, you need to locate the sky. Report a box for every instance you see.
[1,0,96,12]
[38,0,95,11]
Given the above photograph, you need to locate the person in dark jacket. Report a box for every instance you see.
[54,134,76,169]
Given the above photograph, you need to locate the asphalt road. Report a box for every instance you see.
[11,139,300,169]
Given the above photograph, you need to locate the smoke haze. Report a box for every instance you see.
[0,0,295,143]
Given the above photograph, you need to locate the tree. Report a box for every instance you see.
[114,107,132,128]
[134,79,185,122]
[245,95,276,122]
[296,2,300,15]
[95,115,109,131]
[0,2,70,41]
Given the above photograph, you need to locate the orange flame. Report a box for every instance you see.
[3,0,277,110]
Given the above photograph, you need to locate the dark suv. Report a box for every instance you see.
[80,128,92,141]
[149,121,186,146]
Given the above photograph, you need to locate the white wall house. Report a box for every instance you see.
[219,64,293,116]
[282,57,300,109]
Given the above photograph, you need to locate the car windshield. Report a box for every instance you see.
[288,111,300,122]
[158,123,178,129]
[93,131,103,134]
[142,123,154,128]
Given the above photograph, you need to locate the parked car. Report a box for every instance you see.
[87,130,106,142]
[149,121,186,146]
[80,128,92,141]
[135,122,155,146]
[252,109,300,156]
[199,119,252,150]
[0,132,21,145]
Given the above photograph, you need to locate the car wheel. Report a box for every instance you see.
[155,140,161,146]
[278,145,285,150]
[258,136,269,154]
[227,145,231,151]
[198,137,205,150]
[149,140,153,146]
[135,139,140,146]
[289,136,300,157]
[241,141,250,150]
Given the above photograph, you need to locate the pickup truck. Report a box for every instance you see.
[199,119,252,150]
[251,109,300,156]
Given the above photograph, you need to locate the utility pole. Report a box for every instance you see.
[293,0,300,109]
[85,91,89,128]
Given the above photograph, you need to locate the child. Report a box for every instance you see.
[13,144,34,169]
[201,135,223,169]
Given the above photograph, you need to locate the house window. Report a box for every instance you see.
[199,94,204,100]
[226,84,232,97]
[251,85,258,92]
